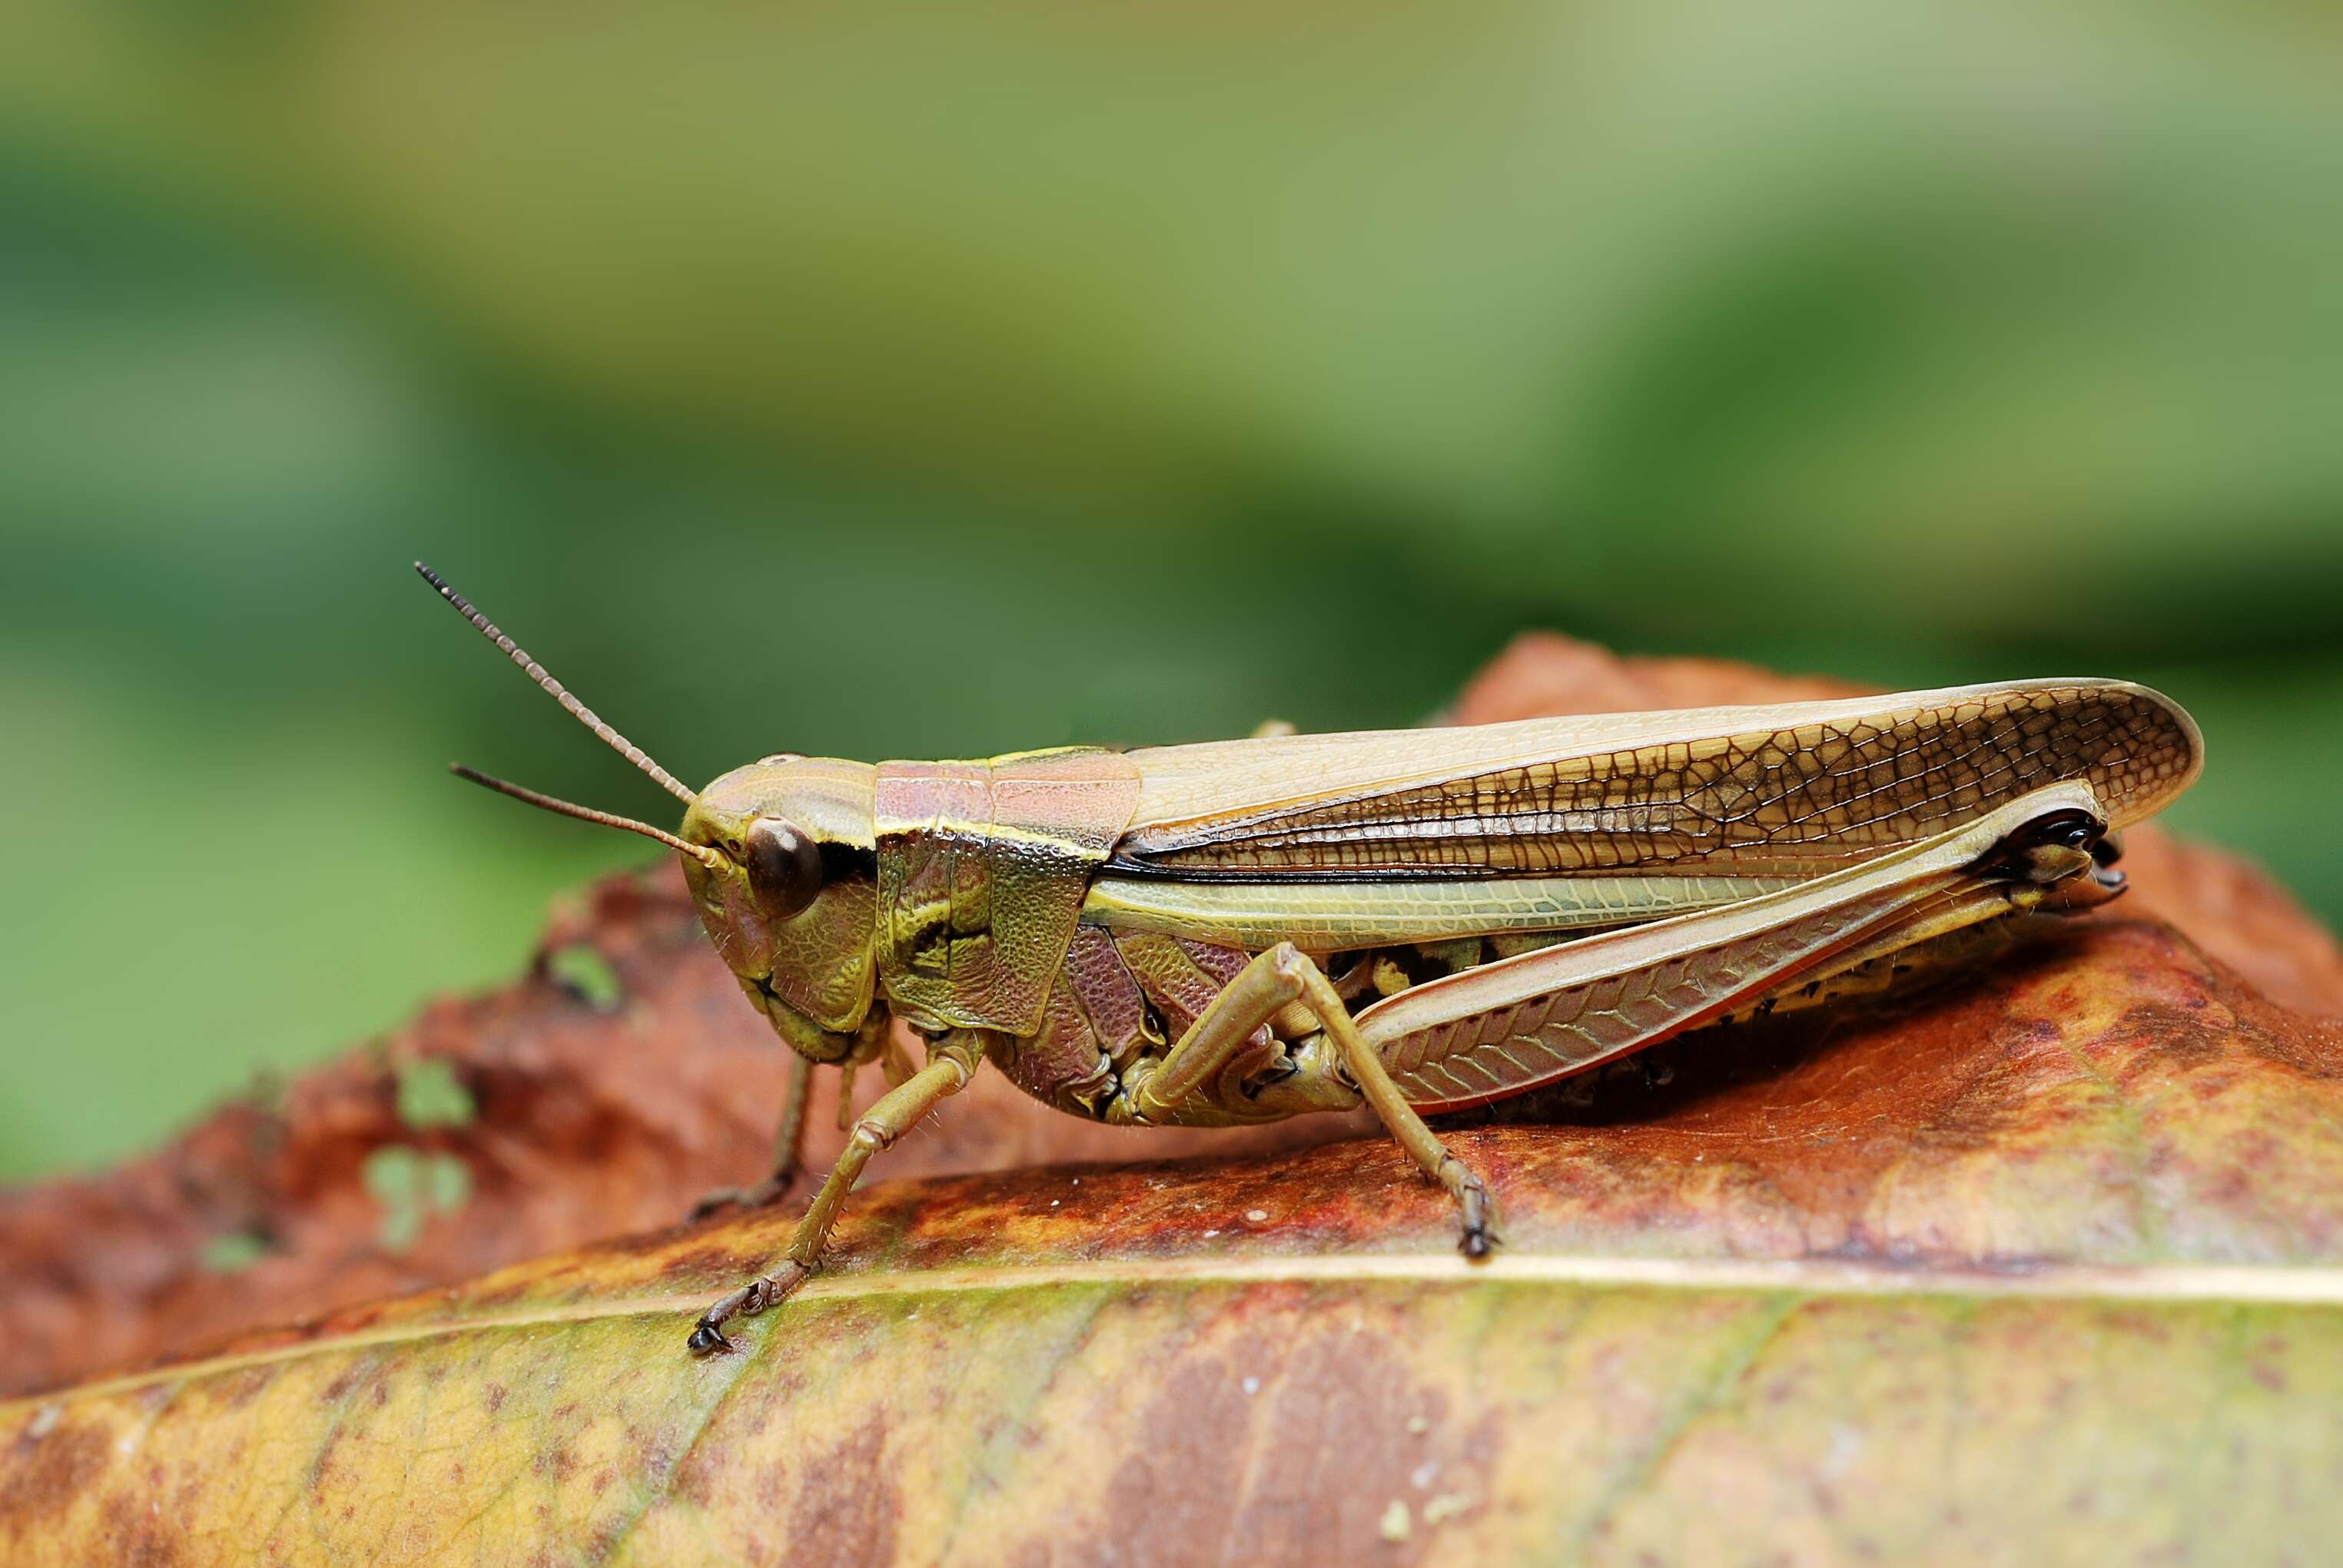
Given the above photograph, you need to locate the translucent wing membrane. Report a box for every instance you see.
[1110,681,2199,882]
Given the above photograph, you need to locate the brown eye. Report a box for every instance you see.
[742,817,823,921]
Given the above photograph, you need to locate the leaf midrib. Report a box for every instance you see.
[18,1249,2343,1415]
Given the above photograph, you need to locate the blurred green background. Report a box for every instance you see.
[2,1,2337,1180]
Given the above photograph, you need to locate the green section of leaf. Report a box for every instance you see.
[393,1058,476,1130]
[363,1145,474,1255]
[545,943,626,1014]
[423,1151,473,1215]
[194,1230,269,1275]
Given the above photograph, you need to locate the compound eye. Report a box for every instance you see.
[742,817,823,922]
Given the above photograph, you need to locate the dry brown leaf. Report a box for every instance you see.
[8,921,2343,1562]
[7,635,2342,1563]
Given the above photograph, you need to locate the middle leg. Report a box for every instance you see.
[689,1052,815,1220]
[1132,942,1497,1256]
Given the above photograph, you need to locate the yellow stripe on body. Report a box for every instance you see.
[1078,872,1794,950]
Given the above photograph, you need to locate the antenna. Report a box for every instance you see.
[449,765,725,869]
[414,562,698,806]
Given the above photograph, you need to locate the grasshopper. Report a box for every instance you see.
[415,565,2202,1354]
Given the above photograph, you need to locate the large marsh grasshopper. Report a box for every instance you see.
[416,565,2202,1354]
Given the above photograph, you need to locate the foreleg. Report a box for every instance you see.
[688,1035,984,1354]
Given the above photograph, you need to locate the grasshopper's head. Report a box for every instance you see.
[679,757,881,1059]
[414,565,881,1065]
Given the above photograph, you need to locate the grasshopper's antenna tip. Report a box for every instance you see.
[416,564,699,807]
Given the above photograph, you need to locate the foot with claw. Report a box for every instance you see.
[1447,1156,1498,1258]
[687,1261,813,1355]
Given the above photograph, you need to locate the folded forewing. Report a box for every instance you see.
[1113,680,2198,882]
[1361,781,2102,1112]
